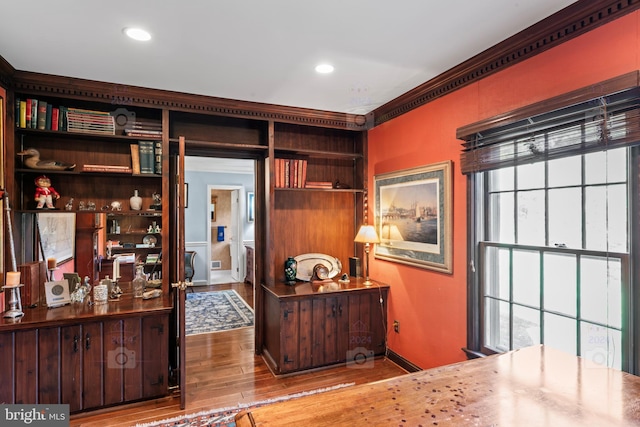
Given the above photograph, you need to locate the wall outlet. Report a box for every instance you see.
[393,320,400,333]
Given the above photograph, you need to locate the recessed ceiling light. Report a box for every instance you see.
[315,64,334,74]
[123,27,151,41]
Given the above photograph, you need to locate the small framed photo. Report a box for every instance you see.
[44,280,71,308]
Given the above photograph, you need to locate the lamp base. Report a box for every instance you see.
[363,278,374,287]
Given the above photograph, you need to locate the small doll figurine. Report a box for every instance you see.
[34,175,60,209]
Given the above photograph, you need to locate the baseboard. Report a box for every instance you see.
[385,349,422,373]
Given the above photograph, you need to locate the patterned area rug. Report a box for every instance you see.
[133,383,355,427]
[186,290,254,335]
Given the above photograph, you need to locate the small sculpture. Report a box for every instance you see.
[34,175,60,209]
[150,192,162,210]
[111,201,122,211]
[87,201,96,211]
[78,201,86,211]
[18,148,76,170]
[65,198,74,211]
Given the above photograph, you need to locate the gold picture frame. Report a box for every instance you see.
[374,161,452,274]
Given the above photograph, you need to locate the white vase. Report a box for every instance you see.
[130,189,142,210]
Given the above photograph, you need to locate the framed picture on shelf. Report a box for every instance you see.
[37,212,76,265]
[373,161,452,274]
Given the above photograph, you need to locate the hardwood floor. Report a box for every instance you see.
[69,283,408,426]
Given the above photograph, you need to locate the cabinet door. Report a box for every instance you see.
[103,319,124,405]
[82,322,104,410]
[0,332,14,403]
[312,296,342,366]
[38,327,60,404]
[13,329,38,403]
[142,314,168,398]
[61,325,83,412]
[347,290,388,357]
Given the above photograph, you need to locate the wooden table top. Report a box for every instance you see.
[236,345,640,426]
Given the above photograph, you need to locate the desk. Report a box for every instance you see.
[236,345,640,426]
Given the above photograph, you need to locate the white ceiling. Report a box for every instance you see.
[0,0,576,114]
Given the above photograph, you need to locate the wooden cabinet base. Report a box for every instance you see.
[0,295,171,413]
[262,279,388,375]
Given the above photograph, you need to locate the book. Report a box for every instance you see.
[19,100,26,128]
[154,141,162,174]
[130,143,141,175]
[37,101,47,130]
[138,141,155,174]
[15,98,20,128]
[25,99,32,128]
[45,103,53,130]
[51,108,59,131]
[81,165,133,173]
[30,99,38,129]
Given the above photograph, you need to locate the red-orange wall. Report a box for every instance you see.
[368,11,640,369]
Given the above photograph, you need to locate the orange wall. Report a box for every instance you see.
[368,11,640,369]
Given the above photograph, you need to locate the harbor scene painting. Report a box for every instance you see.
[374,161,452,273]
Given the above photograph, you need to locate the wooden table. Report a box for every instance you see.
[236,345,640,426]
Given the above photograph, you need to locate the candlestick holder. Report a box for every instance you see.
[48,267,59,281]
[2,284,24,318]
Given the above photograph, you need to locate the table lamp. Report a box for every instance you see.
[354,225,380,286]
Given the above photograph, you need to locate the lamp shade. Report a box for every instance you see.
[354,225,380,244]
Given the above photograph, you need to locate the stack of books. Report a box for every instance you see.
[275,158,308,188]
[123,119,162,138]
[66,108,115,135]
[305,181,333,189]
[145,253,161,264]
[82,164,133,174]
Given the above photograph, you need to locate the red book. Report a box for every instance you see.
[25,99,32,128]
[51,108,59,131]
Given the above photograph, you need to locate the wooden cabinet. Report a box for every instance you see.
[0,295,171,413]
[262,278,388,375]
[245,245,255,285]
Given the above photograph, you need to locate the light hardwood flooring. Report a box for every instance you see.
[69,283,408,426]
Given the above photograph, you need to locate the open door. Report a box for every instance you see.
[169,135,187,409]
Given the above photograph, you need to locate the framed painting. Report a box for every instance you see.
[247,192,255,222]
[374,161,452,274]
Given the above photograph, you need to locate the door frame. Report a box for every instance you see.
[206,184,244,284]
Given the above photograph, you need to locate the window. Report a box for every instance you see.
[459,81,640,373]
[480,147,629,370]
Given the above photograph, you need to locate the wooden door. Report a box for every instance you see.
[38,326,60,404]
[169,135,187,409]
[82,321,104,409]
[142,314,169,398]
[61,324,82,412]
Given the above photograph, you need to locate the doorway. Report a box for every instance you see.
[208,185,242,284]
[184,156,255,288]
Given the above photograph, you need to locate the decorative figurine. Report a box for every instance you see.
[34,175,60,209]
[17,148,76,170]
[65,198,74,211]
[87,201,96,211]
[111,201,122,211]
[150,192,162,210]
[78,201,86,211]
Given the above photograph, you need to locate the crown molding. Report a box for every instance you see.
[11,71,369,131]
[373,0,640,126]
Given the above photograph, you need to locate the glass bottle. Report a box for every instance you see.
[132,266,147,298]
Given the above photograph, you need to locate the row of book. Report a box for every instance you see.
[15,98,116,135]
[275,158,307,188]
[131,141,162,175]
[123,118,162,138]
[81,141,162,175]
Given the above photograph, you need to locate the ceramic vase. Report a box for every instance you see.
[130,189,142,210]
[284,256,297,285]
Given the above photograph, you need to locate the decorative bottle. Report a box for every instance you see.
[132,265,147,298]
[284,256,297,285]
[130,189,142,211]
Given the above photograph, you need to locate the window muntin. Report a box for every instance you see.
[480,147,629,370]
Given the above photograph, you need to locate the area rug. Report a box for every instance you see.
[186,290,254,335]
[133,383,355,427]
